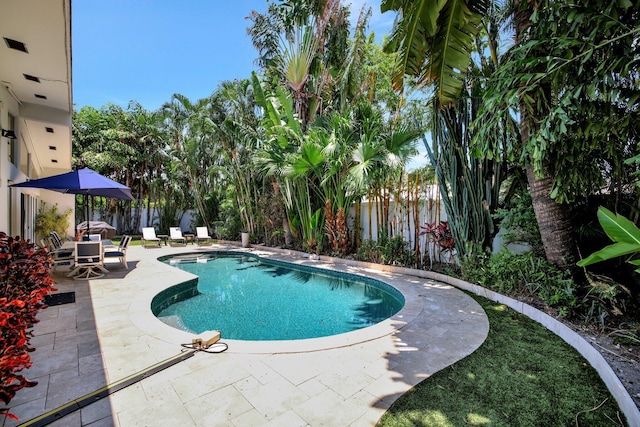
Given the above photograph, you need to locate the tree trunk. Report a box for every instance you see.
[515,0,578,272]
[521,95,578,270]
[526,166,577,270]
[413,173,421,266]
[367,190,373,240]
[354,199,361,251]
[269,177,292,247]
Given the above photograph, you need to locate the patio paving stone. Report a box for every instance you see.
[2,243,489,426]
[184,385,253,426]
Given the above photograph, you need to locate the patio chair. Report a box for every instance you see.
[104,235,132,269]
[66,241,108,280]
[142,227,161,248]
[49,231,64,249]
[196,227,212,245]
[169,227,186,246]
[42,236,73,273]
[88,234,102,241]
[47,231,74,265]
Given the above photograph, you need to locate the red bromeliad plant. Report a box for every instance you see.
[420,221,456,263]
[0,232,55,420]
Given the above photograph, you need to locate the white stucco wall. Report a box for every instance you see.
[0,86,20,235]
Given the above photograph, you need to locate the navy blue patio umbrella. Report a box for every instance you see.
[10,168,134,232]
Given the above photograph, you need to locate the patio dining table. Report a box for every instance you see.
[55,240,114,278]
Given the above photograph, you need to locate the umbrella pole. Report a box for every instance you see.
[85,194,90,237]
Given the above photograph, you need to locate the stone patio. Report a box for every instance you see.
[2,243,489,427]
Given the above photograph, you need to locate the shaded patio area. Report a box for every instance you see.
[3,243,489,427]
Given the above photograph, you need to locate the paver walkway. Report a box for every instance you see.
[3,244,489,427]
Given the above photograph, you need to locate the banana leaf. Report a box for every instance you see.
[577,206,640,273]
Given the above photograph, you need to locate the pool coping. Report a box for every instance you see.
[129,247,425,354]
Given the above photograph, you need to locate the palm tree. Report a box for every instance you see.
[73,103,163,234]
[210,79,262,236]
[252,72,309,248]
[274,24,318,127]
[160,94,210,229]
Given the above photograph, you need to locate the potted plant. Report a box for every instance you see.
[34,202,72,244]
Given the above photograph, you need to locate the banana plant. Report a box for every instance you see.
[252,72,325,252]
[577,207,640,274]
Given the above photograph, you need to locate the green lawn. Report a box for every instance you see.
[378,295,625,427]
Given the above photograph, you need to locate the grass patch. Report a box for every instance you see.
[111,236,144,246]
[378,294,626,426]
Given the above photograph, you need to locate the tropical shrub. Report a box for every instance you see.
[356,239,384,265]
[577,280,628,327]
[493,192,544,255]
[576,206,640,325]
[379,235,414,267]
[356,236,414,267]
[34,202,72,243]
[578,206,640,274]
[215,195,243,241]
[0,233,56,420]
[462,250,577,316]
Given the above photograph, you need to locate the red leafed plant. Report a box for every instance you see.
[0,232,55,420]
[420,221,456,262]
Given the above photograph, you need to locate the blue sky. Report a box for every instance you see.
[72,0,394,112]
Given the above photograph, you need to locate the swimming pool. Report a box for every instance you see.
[152,252,405,341]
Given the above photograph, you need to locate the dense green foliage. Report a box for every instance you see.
[493,190,543,255]
[382,0,488,105]
[476,0,640,203]
[462,250,577,316]
[579,207,640,274]
[356,235,414,267]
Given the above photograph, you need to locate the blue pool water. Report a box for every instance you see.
[153,253,404,341]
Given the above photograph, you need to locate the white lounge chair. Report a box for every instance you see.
[169,227,186,246]
[46,245,73,273]
[66,241,108,280]
[104,235,132,269]
[142,227,161,247]
[46,231,74,271]
[196,227,212,245]
[49,231,64,249]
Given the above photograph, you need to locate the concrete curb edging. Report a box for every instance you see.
[233,242,639,425]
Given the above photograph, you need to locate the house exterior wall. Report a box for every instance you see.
[0,86,20,236]
[0,86,74,240]
[1,0,74,241]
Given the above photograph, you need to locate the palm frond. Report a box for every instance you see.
[383,0,488,106]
